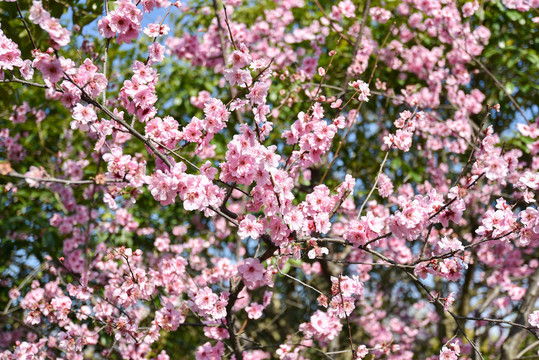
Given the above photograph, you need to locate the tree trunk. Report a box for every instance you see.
[500,267,539,359]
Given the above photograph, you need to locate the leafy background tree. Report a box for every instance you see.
[1,0,538,358]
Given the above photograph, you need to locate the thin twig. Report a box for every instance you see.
[276,259,324,296]
[0,78,49,89]
[222,5,237,50]
[2,264,46,315]
[338,275,356,357]
[446,29,528,123]
[3,171,124,185]
[102,39,110,103]
[312,0,353,45]
[341,0,371,91]
[15,0,37,50]
[318,23,393,184]
[356,150,390,219]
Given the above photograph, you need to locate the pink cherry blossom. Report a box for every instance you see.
[348,80,371,102]
[238,258,265,286]
[529,311,539,328]
[238,214,263,239]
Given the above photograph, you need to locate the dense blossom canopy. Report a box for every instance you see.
[0,0,538,359]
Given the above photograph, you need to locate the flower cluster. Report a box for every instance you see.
[300,310,343,344]
[224,44,253,88]
[29,0,71,47]
[147,161,223,212]
[282,103,338,168]
[0,29,24,73]
[98,0,143,44]
[439,340,461,360]
[3,0,539,359]
[120,61,159,122]
[181,97,230,153]
[383,110,422,152]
